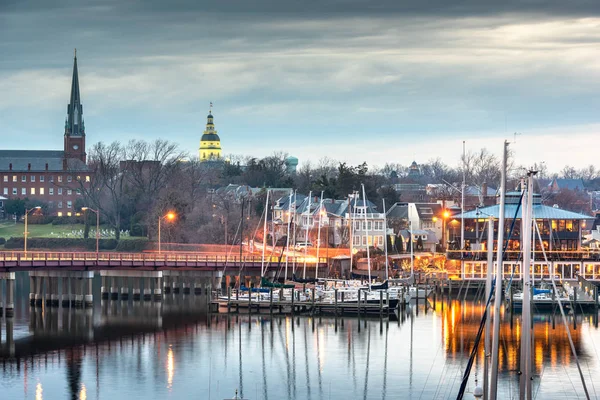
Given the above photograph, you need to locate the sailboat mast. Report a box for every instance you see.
[490,140,508,400]
[284,190,293,282]
[315,191,324,281]
[261,189,270,277]
[292,190,297,273]
[483,215,494,400]
[348,192,355,275]
[519,172,535,399]
[303,191,312,279]
[409,220,414,278]
[361,184,372,288]
[383,198,389,280]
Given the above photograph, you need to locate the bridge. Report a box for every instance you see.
[0,251,328,272]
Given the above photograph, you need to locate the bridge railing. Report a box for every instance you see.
[0,251,328,264]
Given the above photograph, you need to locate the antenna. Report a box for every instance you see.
[513,132,522,143]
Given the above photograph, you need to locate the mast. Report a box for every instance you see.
[461,140,466,251]
[303,191,312,279]
[519,172,535,399]
[261,189,270,277]
[409,220,414,278]
[284,190,293,282]
[483,215,494,400]
[382,199,389,281]
[315,191,324,281]
[348,192,354,276]
[490,140,508,400]
[361,184,372,288]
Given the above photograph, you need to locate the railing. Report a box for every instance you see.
[0,251,328,265]
[447,249,600,261]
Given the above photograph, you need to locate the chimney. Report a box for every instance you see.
[27,163,31,171]
[9,163,12,171]
[481,182,488,197]
[45,163,49,171]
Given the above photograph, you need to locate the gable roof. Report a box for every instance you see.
[551,178,585,191]
[387,202,408,219]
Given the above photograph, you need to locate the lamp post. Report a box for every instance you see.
[81,207,100,256]
[24,206,42,255]
[158,212,176,254]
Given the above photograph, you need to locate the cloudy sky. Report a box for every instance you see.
[2,0,600,172]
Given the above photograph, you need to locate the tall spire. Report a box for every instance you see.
[66,48,84,136]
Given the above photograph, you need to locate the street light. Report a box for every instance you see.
[24,206,42,255]
[158,212,176,254]
[81,207,100,256]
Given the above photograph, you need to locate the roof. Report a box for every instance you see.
[0,150,88,172]
[387,202,408,219]
[414,203,442,220]
[551,178,585,191]
[454,204,592,220]
[464,185,497,196]
[399,229,438,244]
[201,133,221,142]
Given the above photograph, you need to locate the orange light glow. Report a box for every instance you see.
[166,212,176,221]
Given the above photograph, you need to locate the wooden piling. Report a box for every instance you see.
[291,287,295,316]
[227,287,231,313]
[311,287,316,316]
[357,288,361,318]
[270,287,273,315]
[334,289,338,316]
[236,286,239,313]
[248,287,252,315]
[363,290,368,318]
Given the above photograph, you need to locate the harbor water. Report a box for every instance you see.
[0,275,599,399]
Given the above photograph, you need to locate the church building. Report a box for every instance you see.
[0,51,90,216]
[198,105,222,161]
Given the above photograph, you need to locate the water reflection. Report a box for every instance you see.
[0,286,597,399]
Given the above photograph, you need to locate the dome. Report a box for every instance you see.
[207,113,213,119]
[201,133,221,142]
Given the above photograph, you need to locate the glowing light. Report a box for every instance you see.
[166,212,176,221]
[79,384,87,400]
[167,346,175,390]
[35,382,43,400]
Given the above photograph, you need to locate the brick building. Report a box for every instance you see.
[0,52,90,217]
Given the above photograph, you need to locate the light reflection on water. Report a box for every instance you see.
[0,287,599,399]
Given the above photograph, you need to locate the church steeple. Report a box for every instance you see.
[63,49,87,164]
[65,49,84,137]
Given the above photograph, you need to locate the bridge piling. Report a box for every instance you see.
[61,276,70,307]
[143,278,152,301]
[110,277,119,300]
[153,277,162,301]
[163,274,171,294]
[172,276,180,294]
[29,275,35,306]
[121,277,129,300]
[35,276,44,307]
[5,275,15,317]
[50,277,59,307]
[133,277,141,301]
[85,276,93,308]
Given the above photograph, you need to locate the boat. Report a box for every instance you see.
[225,389,246,400]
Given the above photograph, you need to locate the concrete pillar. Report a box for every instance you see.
[35,276,44,307]
[0,279,3,317]
[70,276,77,307]
[5,278,15,317]
[121,277,129,300]
[101,276,109,299]
[85,277,93,308]
[133,278,141,301]
[51,277,60,307]
[183,279,191,295]
[45,277,52,307]
[61,276,70,307]
[163,275,171,294]
[6,316,14,357]
[153,277,162,301]
[29,275,36,306]
[143,278,152,301]
[172,276,180,294]
[110,277,119,300]
[194,278,202,295]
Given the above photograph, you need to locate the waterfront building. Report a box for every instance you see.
[199,105,222,161]
[0,52,89,217]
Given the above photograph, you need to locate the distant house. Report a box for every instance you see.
[547,178,585,192]
[398,229,438,253]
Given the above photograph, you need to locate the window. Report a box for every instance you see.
[12,176,16,182]
[362,236,367,246]
[2,176,6,182]
[40,176,44,182]
[85,176,90,182]
[76,188,81,195]
[50,176,54,183]
[58,188,62,195]
[21,188,26,195]
[377,236,384,246]
[49,188,54,195]
[49,201,54,209]
[58,176,62,183]
[31,175,35,182]
[353,235,361,246]
[67,212,72,217]
[67,201,72,209]
[12,188,17,195]
[2,188,7,195]
[67,189,72,195]
[367,221,372,231]
[40,188,44,195]
[354,221,361,230]
[30,188,35,195]
[67,176,72,183]
[420,207,433,215]
[58,201,63,209]
[21,175,26,182]
[57,212,63,217]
